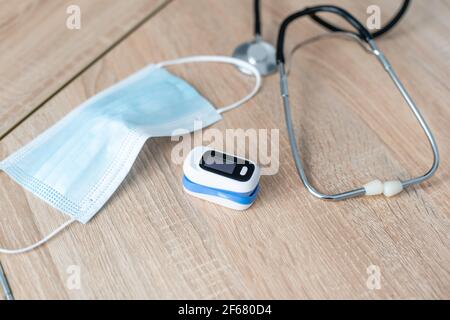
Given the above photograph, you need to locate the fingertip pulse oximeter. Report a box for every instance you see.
[183,146,260,210]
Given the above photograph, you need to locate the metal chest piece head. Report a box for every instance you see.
[232,36,277,76]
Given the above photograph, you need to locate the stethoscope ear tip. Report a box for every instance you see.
[232,38,277,76]
[363,179,404,197]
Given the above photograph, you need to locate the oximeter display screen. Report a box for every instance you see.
[200,150,255,182]
[203,153,235,174]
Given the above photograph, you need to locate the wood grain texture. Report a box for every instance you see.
[0,0,169,138]
[0,0,449,299]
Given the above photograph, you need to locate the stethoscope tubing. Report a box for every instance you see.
[309,0,411,39]
[276,5,439,200]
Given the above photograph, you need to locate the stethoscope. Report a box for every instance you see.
[233,0,412,75]
[233,1,439,200]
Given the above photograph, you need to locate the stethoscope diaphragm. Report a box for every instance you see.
[232,37,277,76]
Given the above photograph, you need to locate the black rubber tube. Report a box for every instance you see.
[254,0,261,36]
[276,5,373,63]
[309,0,411,39]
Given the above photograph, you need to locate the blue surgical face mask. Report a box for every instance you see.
[0,56,261,254]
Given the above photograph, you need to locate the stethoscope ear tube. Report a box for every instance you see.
[309,0,411,39]
[276,5,372,63]
[276,6,440,200]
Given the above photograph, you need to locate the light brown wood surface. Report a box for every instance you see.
[0,0,449,299]
[0,0,168,138]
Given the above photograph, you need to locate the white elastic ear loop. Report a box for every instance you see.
[155,55,262,114]
[0,218,76,255]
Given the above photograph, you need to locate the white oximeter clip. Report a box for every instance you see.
[183,146,260,210]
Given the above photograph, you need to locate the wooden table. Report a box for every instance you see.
[0,0,449,299]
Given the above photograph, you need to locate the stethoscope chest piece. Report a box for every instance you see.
[232,37,277,76]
